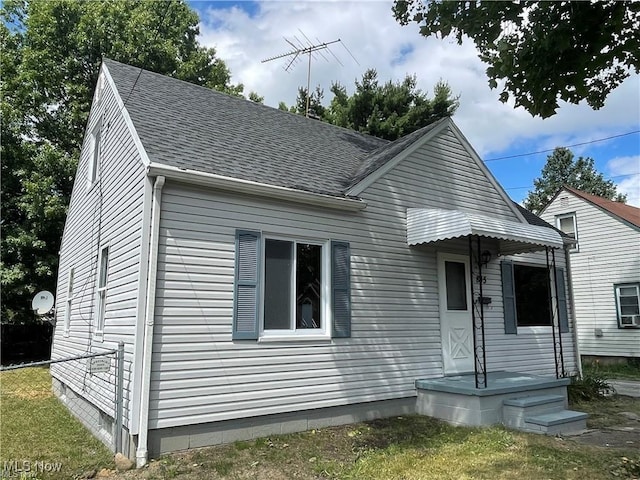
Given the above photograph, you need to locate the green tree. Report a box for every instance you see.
[327,70,458,140]
[248,91,264,104]
[1,0,244,323]
[392,1,640,118]
[284,69,459,141]
[524,147,626,214]
[293,86,326,119]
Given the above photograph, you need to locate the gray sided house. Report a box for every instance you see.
[540,186,640,360]
[51,59,585,466]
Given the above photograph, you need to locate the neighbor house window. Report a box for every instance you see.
[615,283,640,328]
[513,264,551,327]
[63,267,74,337]
[263,238,325,333]
[87,121,101,187]
[95,246,109,338]
[556,213,578,251]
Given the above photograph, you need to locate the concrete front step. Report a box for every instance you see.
[524,410,588,435]
[503,394,566,431]
[502,394,588,435]
[503,394,565,409]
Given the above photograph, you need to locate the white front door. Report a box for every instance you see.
[438,253,474,375]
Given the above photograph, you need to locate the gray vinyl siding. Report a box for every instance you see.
[148,125,574,430]
[541,192,640,357]
[50,76,147,430]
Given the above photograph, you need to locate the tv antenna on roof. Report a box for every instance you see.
[262,30,359,118]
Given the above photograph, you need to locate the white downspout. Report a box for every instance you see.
[136,175,165,468]
[564,244,583,377]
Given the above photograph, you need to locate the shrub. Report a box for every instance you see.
[568,372,614,403]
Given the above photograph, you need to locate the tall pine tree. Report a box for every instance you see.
[524,147,626,213]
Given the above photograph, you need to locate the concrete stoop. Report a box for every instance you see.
[503,394,587,435]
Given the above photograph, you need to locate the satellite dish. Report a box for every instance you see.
[32,290,55,315]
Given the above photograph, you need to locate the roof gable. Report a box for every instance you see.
[562,186,640,229]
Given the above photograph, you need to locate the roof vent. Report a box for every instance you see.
[560,197,569,207]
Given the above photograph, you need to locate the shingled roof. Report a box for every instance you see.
[564,186,640,228]
[104,58,427,197]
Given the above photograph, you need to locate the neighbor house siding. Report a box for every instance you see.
[541,191,640,358]
[50,74,148,430]
[148,126,575,431]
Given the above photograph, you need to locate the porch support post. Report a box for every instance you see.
[475,236,487,388]
[551,248,566,377]
[470,235,487,389]
[546,247,560,379]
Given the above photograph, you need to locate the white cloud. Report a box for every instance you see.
[607,155,640,206]
[197,2,640,159]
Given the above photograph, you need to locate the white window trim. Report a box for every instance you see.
[259,235,331,341]
[94,244,109,341]
[555,213,578,252]
[615,283,640,329]
[87,121,102,190]
[63,267,74,337]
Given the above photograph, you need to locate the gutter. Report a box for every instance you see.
[136,175,165,468]
[146,163,367,212]
[129,177,154,436]
[564,244,583,377]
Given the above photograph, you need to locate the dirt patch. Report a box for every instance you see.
[569,421,640,449]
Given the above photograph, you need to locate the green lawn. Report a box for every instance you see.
[583,359,640,380]
[0,366,113,479]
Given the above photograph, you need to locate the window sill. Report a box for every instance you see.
[258,334,332,343]
[518,326,553,335]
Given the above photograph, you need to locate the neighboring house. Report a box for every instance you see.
[540,186,640,361]
[51,59,584,466]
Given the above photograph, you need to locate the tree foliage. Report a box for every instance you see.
[282,69,459,141]
[524,147,626,214]
[392,1,640,118]
[1,0,244,323]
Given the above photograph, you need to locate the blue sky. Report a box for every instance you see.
[189,1,640,206]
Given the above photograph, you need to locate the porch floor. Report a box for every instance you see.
[415,371,570,396]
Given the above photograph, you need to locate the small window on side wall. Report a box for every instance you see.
[87,121,102,188]
[556,213,578,251]
[615,283,640,328]
[94,245,109,339]
[64,267,74,337]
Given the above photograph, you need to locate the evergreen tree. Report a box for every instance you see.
[524,147,626,213]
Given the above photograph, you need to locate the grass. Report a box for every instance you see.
[122,413,640,480]
[571,394,640,429]
[3,367,639,480]
[0,366,113,479]
[583,359,640,380]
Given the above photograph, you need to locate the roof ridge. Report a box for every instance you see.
[102,57,390,146]
[102,58,390,197]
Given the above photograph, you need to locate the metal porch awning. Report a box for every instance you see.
[407,208,563,255]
